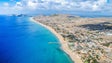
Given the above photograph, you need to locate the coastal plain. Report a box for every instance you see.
[32,14,112,63]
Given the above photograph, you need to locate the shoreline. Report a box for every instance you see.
[30,17,83,63]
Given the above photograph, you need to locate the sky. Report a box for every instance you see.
[0,0,112,15]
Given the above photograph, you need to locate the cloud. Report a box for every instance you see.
[14,2,23,10]
[3,2,9,6]
[0,0,112,15]
[27,0,38,10]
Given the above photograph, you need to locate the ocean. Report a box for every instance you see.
[0,15,73,63]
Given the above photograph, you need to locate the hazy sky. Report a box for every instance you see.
[0,0,112,15]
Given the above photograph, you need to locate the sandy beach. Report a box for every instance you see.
[30,17,83,63]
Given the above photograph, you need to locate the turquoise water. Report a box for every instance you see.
[0,16,73,63]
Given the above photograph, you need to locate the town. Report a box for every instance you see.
[34,14,112,63]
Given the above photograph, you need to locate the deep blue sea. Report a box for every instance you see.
[0,16,73,63]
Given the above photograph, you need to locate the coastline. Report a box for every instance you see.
[30,17,83,63]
